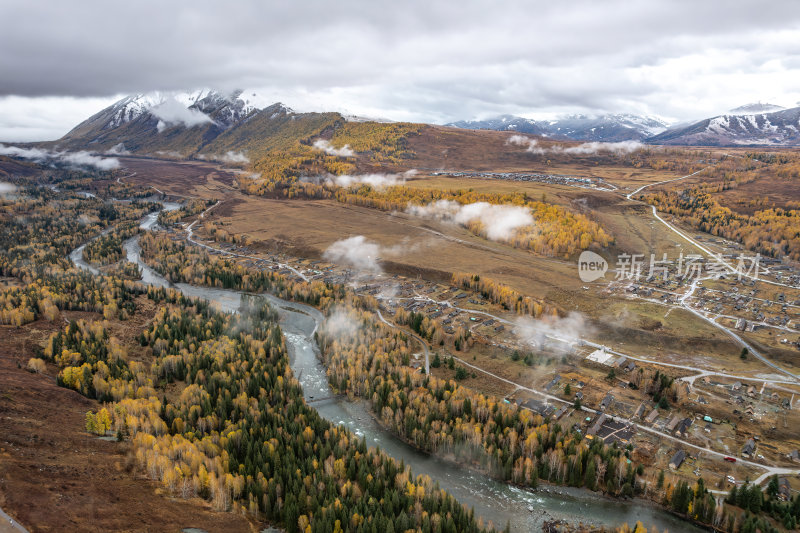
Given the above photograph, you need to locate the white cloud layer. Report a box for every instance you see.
[313,139,354,157]
[200,150,250,164]
[323,235,382,273]
[105,143,130,155]
[327,170,416,189]
[322,234,429,274]
[150,97,214,130]
[507,135,642,155]
[407,200,533,241]
[514,312,592,353]
[0,143,120,170]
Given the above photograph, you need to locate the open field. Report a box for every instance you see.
[114,158,751,366]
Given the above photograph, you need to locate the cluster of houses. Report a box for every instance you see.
[728,380,794,414]
[430,170,609,191]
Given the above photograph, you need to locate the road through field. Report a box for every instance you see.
[0,506,28,533]
[625,162,800,382]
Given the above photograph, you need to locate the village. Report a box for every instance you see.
[430,170,617,191]
[175,218,800,501]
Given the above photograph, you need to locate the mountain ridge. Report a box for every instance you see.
[447,113,669,142]
[647,106,800,146]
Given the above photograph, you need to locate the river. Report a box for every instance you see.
[69,201,704,533]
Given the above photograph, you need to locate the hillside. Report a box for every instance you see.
[199,104,342,161]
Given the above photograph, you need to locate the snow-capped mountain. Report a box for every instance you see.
[728,102,785,115]
[79,89,261,134]
[647,107,800,146]
[447,113,669,141]
[447,115,552,136]
[56,89,268,156]
[545,114,669,141]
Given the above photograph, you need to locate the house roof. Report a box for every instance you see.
[669,449,686,467]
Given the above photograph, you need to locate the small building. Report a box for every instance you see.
[666,415,682,432]
[544,374,561,392]
[633,402,647,420]
[788,449,800,463]
[675,418,693,437]
[586,348,615,365]
[778,478,792,501]
[742,438,756,458]
[599,393,614,411]
[588,414,607,436]
[669,449,686,470]
[645,408,659,424]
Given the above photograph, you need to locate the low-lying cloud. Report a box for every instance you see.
[507,134,544,154]
[563,140,643,155]
[151,98,214,131]
[0,182,17,197]
[407,200,534,241]
[322,307,361,341]
[323,234,431,275]
[313,139,355,157]
[60,151,120,170]
[198,150,249,164]
[323,235,382,273]
[507,134,642,156]
[105,143,130,155]
[328,169,416,189]
[514,312,592,353]
[0,143,120,170]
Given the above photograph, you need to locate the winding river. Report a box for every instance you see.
[69,202,704,532]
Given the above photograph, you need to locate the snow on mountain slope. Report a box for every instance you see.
[447,113,668,141]
[55,89,271,154]
[447,115,555,137]
[647,107,800,146]
[728,102,786,115]
[105,89,263,131]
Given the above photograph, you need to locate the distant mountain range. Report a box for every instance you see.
[448,103,800,146]
[30,94,800,156]
[448,113,670,142]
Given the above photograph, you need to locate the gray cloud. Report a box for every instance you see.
[2,0,800,140]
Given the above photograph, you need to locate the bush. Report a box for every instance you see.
[26,358,46,373]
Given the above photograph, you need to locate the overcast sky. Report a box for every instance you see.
[2,0,800,141]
